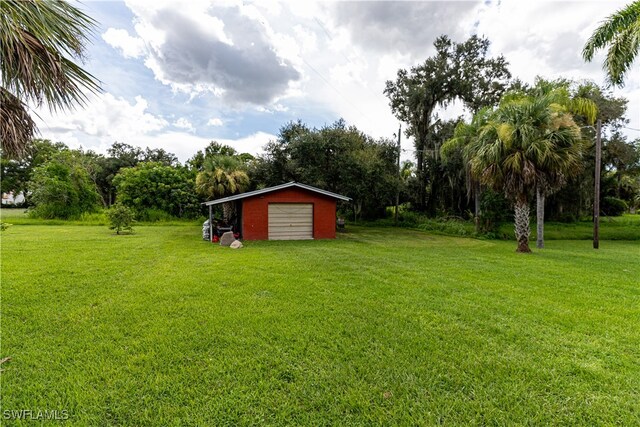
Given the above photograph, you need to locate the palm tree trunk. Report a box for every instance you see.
[514,198,532,253]
[222,202,235,222]
[536,185,545,249]
[474,181,481,231]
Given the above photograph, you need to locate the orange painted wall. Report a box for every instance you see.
[241,188,338,240]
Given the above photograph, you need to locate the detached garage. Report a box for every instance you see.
[204,182,351,241]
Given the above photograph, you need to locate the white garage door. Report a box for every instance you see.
[268,203,313,240]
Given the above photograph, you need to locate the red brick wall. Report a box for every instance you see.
[241,188,338,240]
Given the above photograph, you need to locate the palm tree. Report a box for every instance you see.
[583,1,640,87]
[195,156,250,221]
[526,80,597,248]
[1,0,101,158]
[469,94,585,252]
[533,112,585,248]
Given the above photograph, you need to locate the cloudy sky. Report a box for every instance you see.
[34,0,639,162]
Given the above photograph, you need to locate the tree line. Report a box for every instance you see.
[0,125,402,223]
[2,0,639,250]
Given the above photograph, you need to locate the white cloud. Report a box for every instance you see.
[101,28,146,58]
[34,93,167,138]
[207,118,224,126]
[255,103,289,114]
[110,0,301,104]
[173,117,195,132]
[31,90,275,162]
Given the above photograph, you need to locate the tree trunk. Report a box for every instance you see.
[222,202,235,222]
[536,185,545,249]
[514,198,531,253]
[474,181,481,231]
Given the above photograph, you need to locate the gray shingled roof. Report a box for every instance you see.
[203,182,351,206]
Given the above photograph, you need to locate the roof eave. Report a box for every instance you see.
[203,182,351,205]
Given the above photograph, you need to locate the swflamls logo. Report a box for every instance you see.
[2,409,69,420]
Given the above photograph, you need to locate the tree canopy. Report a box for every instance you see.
[384,35,511,212]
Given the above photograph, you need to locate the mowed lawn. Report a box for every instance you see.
[1,225,639,425]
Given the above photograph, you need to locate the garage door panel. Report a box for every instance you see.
[268,203,313,240]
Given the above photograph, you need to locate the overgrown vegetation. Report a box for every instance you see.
[28,150,101,219]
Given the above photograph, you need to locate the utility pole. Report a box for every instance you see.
[593,119,602,249]
[394,124,401,224]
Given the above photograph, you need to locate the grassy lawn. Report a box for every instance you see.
[1,224,639,425]
[506,214,640,241]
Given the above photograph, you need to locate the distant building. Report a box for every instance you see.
[1,192,25,206]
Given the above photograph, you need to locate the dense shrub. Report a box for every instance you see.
[138,208,174,222]
[28,152,101,219]
[601,197,628,217]
[113,162,201,219]
[555,212,578,223]
[478,189,511,232]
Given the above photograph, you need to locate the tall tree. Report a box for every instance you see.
[548,82,628,220]
[384,35,510,213]
[1,0,101,158]
[441,108,493,226]
[469,94,583,253]
[526,79,597,248]
[604,131,640,199]
[187,141,253,172]
[252,120,400,220]
[583,1,640,87]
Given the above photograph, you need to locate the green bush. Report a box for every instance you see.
[555,212,578,223]
[106,203,135,234]
[113,162,201,219]
[138,208,174,222]
[28,152,101,219]
[601,197,628,217]
[79,211,107,223]
[416,218,472,236]
[478,189,511,232]
[0,222,11,231]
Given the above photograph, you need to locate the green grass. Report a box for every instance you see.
[371,212,640,241]
[500,214,640,241]
[1,224,639,425]
[0,208,204,227]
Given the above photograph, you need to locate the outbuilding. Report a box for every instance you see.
[204,182,350,241]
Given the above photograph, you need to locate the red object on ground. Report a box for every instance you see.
[212,235,219,243]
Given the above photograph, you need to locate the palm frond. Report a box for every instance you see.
[0,87,36,158]
[582,1,640,86]
[603,22,640,86]
[1,0,102,109]
[0,0,102,158]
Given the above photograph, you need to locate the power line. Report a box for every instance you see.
[300,57,372,125]
[622,126,640,132]
[312,17,384,102]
